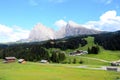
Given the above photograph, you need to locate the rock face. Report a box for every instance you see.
[64,21,100,37]
[28,23,55,42]
[55,21,101,39]
[28,22,101,42]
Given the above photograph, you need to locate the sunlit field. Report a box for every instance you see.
[0,62,120,80]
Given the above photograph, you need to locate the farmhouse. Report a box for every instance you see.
[106,67,118,71]
[40,60,48,63]
[69,50,88,56]
[4,57,16,63]
[111,60,120,66]
[18,59,26,63]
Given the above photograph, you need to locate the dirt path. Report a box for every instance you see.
[81,56,111,63]
[68,65,106,70]
[67,65,120,71]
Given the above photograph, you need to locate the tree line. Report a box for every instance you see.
[94,31,120,50]
[0,36,87,63]
[0,45,66,63]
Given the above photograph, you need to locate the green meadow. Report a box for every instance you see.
[0,37,120,80]
[0,62,120,80]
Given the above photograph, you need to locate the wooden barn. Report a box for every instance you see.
[4,57,16,63]
[106,67,118,71]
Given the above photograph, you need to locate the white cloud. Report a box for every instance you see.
[0,24,30,42]
[100,10,116,21]
[55,11,120,31]
[54,19,67,28]
[83,10,120,31]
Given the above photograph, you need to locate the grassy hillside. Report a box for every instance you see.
[81,37,120,61]
[64,36,120,65]
[0,62,120,80]
[80,37,95,50]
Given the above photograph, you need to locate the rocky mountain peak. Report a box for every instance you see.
[28,23,55,42]
[27,21,101,42]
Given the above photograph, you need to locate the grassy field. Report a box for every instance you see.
[0,62,120,80]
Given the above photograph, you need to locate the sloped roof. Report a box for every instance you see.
[40,60,48,63]
[5,57,16,60]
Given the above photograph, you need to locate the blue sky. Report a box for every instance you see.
[0,0,120,42]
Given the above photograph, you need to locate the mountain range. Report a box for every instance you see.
[26,21,101,42]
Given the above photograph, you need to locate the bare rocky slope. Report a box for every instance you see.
[28,21,101,42]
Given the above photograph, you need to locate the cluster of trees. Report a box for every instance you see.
[88,46,100,54]
[50,49,66,63]
[94,31,120,50]
[0,45,49,61]
[0,45,66,63]
[65,58,84,64]
[43,36,87,50]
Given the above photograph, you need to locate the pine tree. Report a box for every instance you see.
[79,59,83,64]
[88,47,91,54]
[51,52,59,63]
[73,58,76,64]
[58,52,66,62]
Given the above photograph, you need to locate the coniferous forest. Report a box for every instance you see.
[94,30,120,50]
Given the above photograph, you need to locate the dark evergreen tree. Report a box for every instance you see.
[88,47,91,54]
[88,46,100,54]
[73,58,77,64]
[91,46,99,54]
[68,59,71,64]
[58,52,66,62]
[79,59,83,64]
[51,52,59,63]
[2,53,6,59]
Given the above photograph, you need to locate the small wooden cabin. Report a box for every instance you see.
[106,67,118,71]
[18,59,26,63]
[40,60,48,63]
[4,57,16,63]
[111,60,120,66]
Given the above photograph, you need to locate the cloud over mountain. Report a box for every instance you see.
[83,10,120,31]
[54,19,67,28]
[0,24,30,42]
